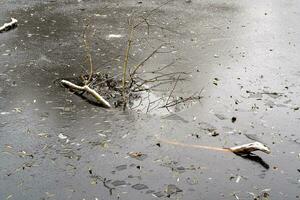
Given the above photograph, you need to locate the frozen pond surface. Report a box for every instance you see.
[0,0,300,199]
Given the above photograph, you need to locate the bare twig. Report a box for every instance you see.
[130,44,165,76]
[160,88,203,109]
[165,74,180,106]
[134,0,174,29]
[134,76,185,90]
[130,96,143,109]
[148,96,166,112]
[146,91,151,113]
[149,60,176,74]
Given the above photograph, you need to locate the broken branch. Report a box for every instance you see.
[158,138,271,155]
[0,18,18,33]
[228,142,271,155]
[61,80,111,108]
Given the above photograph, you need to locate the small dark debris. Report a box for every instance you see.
[146,190,155,194]
[215,113,227,120]
[254,191,270,200]
[111,180,128,187]
[162,114,189,123]
[132,183,149,190]
[244,134,265,143]
[264,92,281,99]
[153,191,165,198]
[165,184,183,196]
[231,117,237,123]
[128,152,147,161]
[186,177,198,185]
[211,132,219,137]
[175,166,186,173]
[116,165,127,171]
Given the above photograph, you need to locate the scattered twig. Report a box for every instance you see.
[132,72,187,91]
[165,74,180,106]
[61,80,111,108]
[134,0,174,29]
[130,44,165,76]
[147,96,166,112]
[149,60,176,74]
[130,96,143,109]
[160,90,203,109]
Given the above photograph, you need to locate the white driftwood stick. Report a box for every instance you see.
[0,18,18,33]
[61,80,112,108]
[229,142,271,154]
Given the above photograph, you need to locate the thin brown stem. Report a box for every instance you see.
[122,17,134,110]
[83,22,94,84]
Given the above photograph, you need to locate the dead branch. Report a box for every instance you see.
[228,142,271,154]
[159,138,271,155]
[61,80,111,108]
[0,18,18,33]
